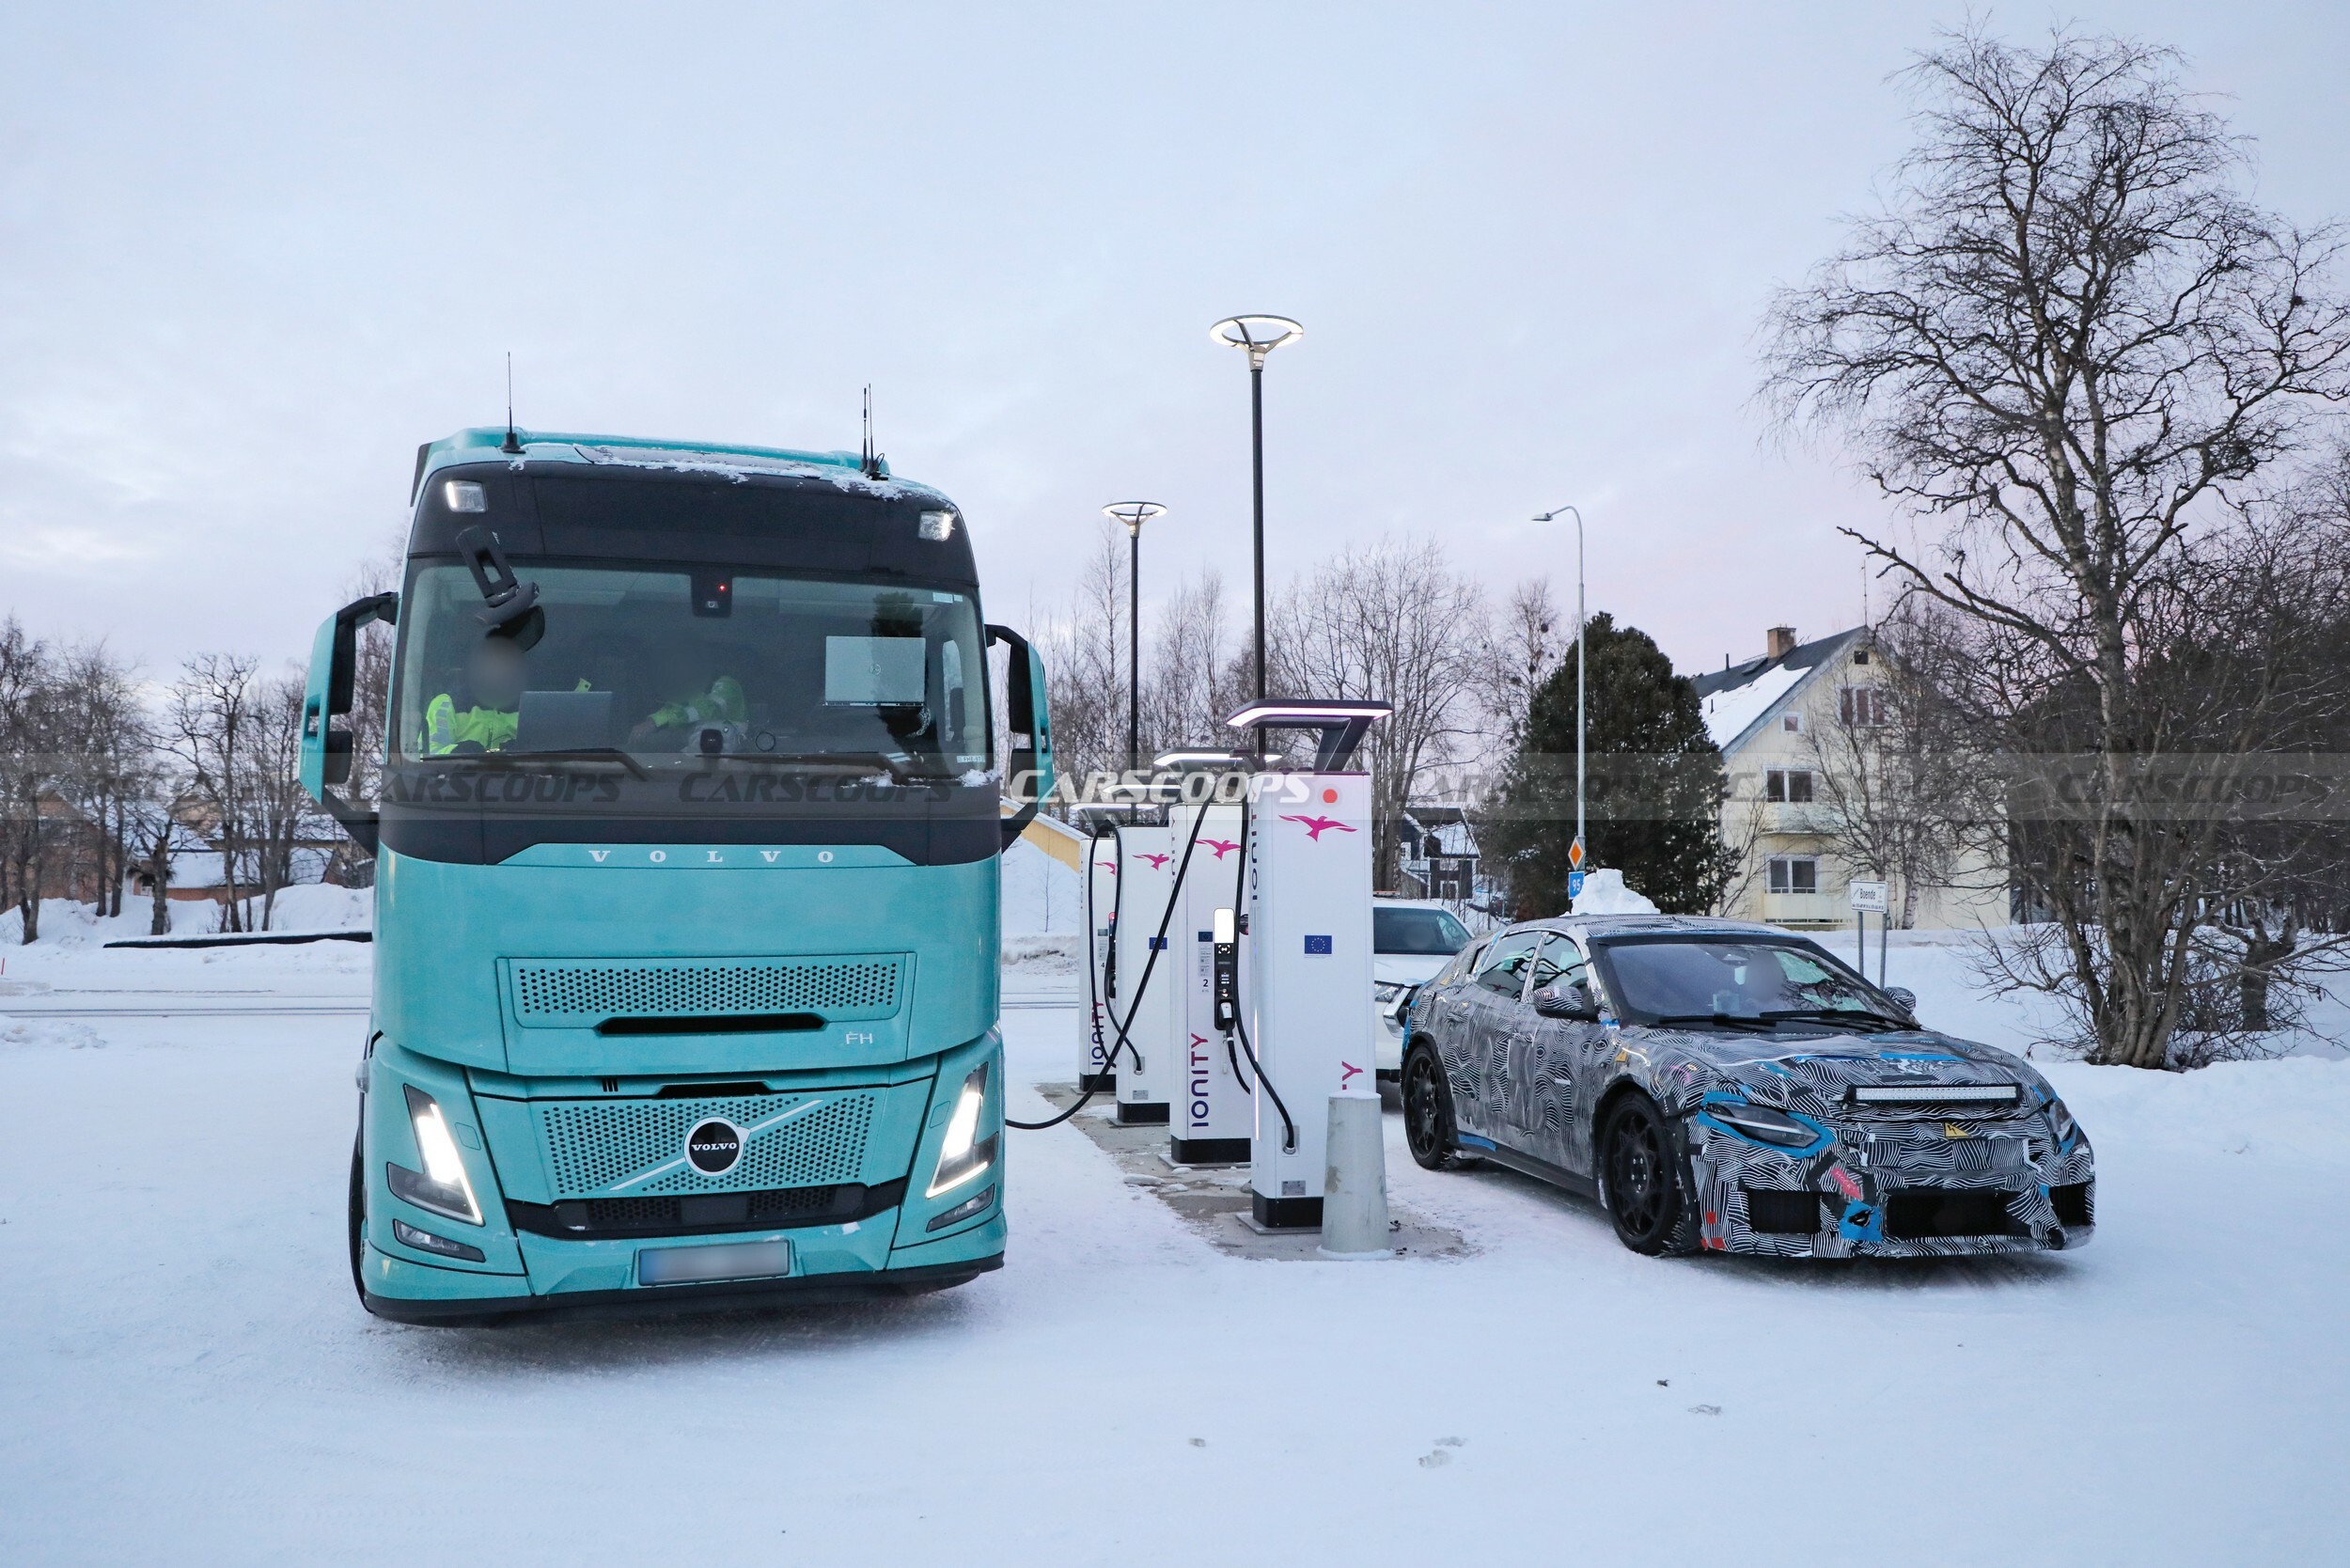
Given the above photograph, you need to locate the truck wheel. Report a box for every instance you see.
[1600,1095,1698,1256]
[1402,1045,1479,1171]
[348,1129,368,1304]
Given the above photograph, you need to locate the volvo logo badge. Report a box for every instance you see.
[685,1118,744,1176]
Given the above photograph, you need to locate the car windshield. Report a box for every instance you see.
[392,563,989,774]
[1593,935,1897,1026]
[1374,906,1471,956]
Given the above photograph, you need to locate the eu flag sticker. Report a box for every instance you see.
[1304,934,1333,955]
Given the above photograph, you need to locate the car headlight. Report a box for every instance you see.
[385,1085,482,1225]
[1706,1100,1820,1149]
[927,1060,998,1199]
[1373,981,1405,1005]
[2046,1098,2076,1143]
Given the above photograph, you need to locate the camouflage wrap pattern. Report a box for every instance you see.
[1406,915,2095,1260]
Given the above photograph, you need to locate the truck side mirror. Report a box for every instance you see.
[1884,986,1919,1016]
[301,592,399,850]
[987,623,1055,849]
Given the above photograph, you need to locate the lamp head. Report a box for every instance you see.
[1210,314,1304,369]
[1103,501,1167,538]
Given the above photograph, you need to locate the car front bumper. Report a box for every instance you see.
[1687,1116,2096,1259]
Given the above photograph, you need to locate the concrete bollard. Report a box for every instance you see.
[1318,1092,1393,1259]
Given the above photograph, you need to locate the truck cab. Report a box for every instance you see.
[301,429,1050,1322]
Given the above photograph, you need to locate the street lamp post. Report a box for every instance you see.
[1534,505,1587,875]
[1104,502,1167,775]
[1210,315,1304,749]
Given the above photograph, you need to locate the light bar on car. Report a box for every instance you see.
[1847,1084,2021,1105]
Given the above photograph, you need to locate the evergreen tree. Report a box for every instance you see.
[1487,613,1727,916]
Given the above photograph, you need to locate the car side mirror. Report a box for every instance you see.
[1884,986,1918,1016]
[1532,981,1599,1022]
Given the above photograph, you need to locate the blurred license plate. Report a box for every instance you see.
[637,1239,792,1286]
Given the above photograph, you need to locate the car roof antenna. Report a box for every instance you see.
[501,352,524,455]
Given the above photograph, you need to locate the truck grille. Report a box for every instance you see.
[508,956,902,1027]
[535,1091,876,1199]
[506,1179,908,1240]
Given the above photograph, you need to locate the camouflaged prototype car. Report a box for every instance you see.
[1397,915,2095,1258]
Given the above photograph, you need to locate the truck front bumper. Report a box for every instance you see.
[359,1209,1006,1325]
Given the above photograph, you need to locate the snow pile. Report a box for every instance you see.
[999,837,1081,935]
[0,884,370,950]
[0,900,187,949]
[260,884,372,933]
[1571,868,1658,916]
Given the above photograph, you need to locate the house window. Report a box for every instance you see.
[1768,856,1819,895]
[1764,768,1814,803]
[1839,685,1889,727]
[1853,649,1871,665]
[1781,713,1803,734]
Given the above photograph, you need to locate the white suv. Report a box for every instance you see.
[1371,899,1475,1080]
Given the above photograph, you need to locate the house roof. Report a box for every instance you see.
[1688,626,1868,754]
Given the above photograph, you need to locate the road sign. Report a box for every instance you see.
[1568,870,1586,899]
[1568,837,1585,870]
[1848,880,1888,913]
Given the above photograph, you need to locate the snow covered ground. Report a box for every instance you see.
[3,899,2347,1563]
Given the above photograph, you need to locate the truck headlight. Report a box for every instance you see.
[2046,1098,2076,1143]
[385,1085,483,1225]
[926,1061,998,1199]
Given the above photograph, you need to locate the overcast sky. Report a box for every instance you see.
[4,2,2346,686]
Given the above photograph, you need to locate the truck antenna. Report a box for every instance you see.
[860,384,878,478]
[501,352,523,454]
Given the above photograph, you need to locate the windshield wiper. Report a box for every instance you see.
[1761,1007,1913,1032]
[700,751,919,783]
[437,747,650,780]
[1646,1011,1778,1032]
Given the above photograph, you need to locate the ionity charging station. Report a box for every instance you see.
[1073,810,1123,1093]
[1227,701,1388,1231]
[1109,815,1182,1125]
[1157,759,1253,1167]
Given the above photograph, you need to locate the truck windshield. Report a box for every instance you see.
[393,563,989,775]
[1373,906,1471,955]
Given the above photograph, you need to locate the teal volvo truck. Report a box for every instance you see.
[301,429,1051,1323]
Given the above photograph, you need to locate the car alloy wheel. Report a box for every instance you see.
[1402,1046,1477,1171]
[1603,1096,1698,1256]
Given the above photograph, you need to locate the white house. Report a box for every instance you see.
[1690,625,2006,932]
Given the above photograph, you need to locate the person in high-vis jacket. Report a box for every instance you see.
[423,636,529,755]
[625,642,748,749]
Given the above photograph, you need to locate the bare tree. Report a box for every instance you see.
[0,619,60,941]
[166,654,262,932]
[1269,539,1490,886]
[243,673,319,930]
[48,643,144,917]
[1762,25,2350,1067]
[1037,523,1128,804]
[1141,569,1245,757]
[1477,577,1566,763]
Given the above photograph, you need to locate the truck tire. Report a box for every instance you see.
[348,1129,368,1304]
